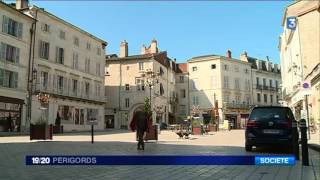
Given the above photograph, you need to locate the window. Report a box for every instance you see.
[235,78,240,89]
[245,79,250,91]
[270,95,273,104]
[39,41,50,60]
[179,76,184,83]
[41,23,50,32]
[40,71,48,90]
[85,58,90,73]
[139,62,144,71]
[95,83,100,97]
[223,76,229,88]
[57,76,63,92]
[86,42,91,50]
[257,93,261,102]
[96,63,100,76]
[192,79,198,90]
[59,30,65,40]
[97,47,101,55]
[126,66,130,70]
[235,95,241,104]
[263,78,266,86]
[179,105,186,115]
[2,16,23,38]
[245,68,249,74]
[72,79,78,94]
[224,64,229,71]
[275,80,279,89]
[192,66,197,71]
[264,94,267,103]
[192,96,199,105]
[136,79,145,91]
[180,89,186,98]
[256,77,260,85]
[160,83,164,96]
[211,64,216,69]
[276,95,279,103]
[73,37,79,46]
[246,96,250,105]
[85,82,90,96]
[55,47,64,64]
[125,84,129,91]
[72,52,79,69]
[125,98,130,108]
[0,43,20,63]
[269,79,273,87]
[0,69,18,88]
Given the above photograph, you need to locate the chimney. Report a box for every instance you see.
[240,51,248,62]
[16,0,29,9]
[119,40,128,57]
[150,39,158,53]
[226,49,232,58]
[141,44,146,55]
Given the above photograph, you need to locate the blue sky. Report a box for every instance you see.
[27,1,290,64]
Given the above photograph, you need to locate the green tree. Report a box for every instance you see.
[144,97,151,115]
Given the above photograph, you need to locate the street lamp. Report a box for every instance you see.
[141,68,160,114]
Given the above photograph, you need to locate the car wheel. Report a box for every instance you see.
[245,145,252,151]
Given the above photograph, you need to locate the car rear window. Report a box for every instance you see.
[249,108,293,122]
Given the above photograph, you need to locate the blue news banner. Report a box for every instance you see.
[26,155,295,166]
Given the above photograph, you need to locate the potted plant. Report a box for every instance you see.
[53,112,63,134]
[208,116,218,132]
[30,116,53,140]
[192,118,202,135]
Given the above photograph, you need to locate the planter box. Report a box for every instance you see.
[30,124,53,140]
[145,125,158,141]
[192,127,201,135]
[208,124,217,132]
[53,125,64,134]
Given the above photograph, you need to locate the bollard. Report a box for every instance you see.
[91,124,94,144]
[292,120,299,160]
[299,119,309,166]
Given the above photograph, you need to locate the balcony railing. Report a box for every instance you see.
[34,84,105,103]
[263,85,268,90]
[256,84,262,90]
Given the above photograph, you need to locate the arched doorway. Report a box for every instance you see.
[127,103,144,128]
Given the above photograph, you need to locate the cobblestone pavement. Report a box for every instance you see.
[0,130,319,180]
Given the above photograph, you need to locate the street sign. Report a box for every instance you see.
[88,120,98,125]
[287,17,297,30]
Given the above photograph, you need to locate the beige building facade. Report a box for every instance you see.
[0,2,34,132]
[279,1,320,125]
[105,40,178,129]
[20,5,107,131]
[240,52,281,107]
[175,63,189,122]
[188,50,281,128]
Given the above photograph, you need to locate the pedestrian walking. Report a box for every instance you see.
[130,111,148,150]
[7,113,13,132]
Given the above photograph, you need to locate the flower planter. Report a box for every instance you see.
[208,124,217,132]
[53,125,64,134]
[30,124,53,140]
[145,125,158,141]
[192,126,201,135]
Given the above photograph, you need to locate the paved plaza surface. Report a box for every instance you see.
[0,129,319,180]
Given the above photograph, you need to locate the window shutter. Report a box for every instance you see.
[64,77,68,95]
[17,22,23,39]
[68,78,71,95]
[39,40,42,58]
[15,47,20,64]
[52,75,56,91]
[3,71,9,87]
[0,43,6,60]
[55,46,59,62]
[13,72,18,88]
[61,48,64,64]
[2,16,8,33]
[48,73,52,90]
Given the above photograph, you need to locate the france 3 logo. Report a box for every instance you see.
[287,16,297,30]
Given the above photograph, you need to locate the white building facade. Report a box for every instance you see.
[21,5,107,131]
[0,1,33,132]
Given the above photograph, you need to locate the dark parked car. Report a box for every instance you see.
[245,106,298,151]
[160,122,168,130]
